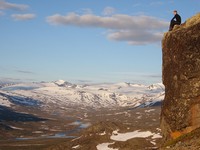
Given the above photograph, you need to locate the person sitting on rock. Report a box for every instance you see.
[169,10,181,31]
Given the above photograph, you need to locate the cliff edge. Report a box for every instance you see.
[161,13,200,145]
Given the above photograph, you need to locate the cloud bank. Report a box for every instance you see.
[0,0,35,21]
[46,12,168,45]
[11,13,36,21]
[0,0,28,11]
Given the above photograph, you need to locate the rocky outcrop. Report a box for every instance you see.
[161,13,200,143]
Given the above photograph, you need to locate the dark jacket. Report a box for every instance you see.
[171,14,181,24]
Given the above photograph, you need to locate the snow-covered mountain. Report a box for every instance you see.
[0,80,165,109]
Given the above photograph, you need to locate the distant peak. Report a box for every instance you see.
[54,80,65,85]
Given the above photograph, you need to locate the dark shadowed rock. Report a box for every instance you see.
[0,105,47,122]
[161,13,200,144]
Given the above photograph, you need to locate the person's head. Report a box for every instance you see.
[173,10,177,15]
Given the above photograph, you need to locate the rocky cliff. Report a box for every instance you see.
[161,13,200,144]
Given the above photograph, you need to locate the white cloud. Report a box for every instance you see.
[0,0,28,11]
[108,30,164,45]
[11,13,36,21]
[46,13,168,30]
[46,12,168,45]
[102,7,116,16]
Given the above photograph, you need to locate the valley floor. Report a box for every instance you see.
[0,105,162,150]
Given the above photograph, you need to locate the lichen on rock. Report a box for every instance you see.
[161,13,200,144]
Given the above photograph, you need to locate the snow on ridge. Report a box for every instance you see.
[53,80,79,88]
[148,83,164,90]
[54,80,66,85]
[0,94,12,107]
[0,81,165,109]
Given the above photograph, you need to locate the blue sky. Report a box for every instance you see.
[0,0,199,84]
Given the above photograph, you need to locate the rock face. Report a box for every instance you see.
[161,13,200,143]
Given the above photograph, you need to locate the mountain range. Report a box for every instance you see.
[0,80,164,110]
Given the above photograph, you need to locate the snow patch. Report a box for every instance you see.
[72,145,80,149]
[152,133,162,139]
[99,131,106,136]
[110,130,153,141]
[96,142,118,150]
[145,109,155,113]
[9,125,24,130]
[150,141,156,145]
[0,96,12,107]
